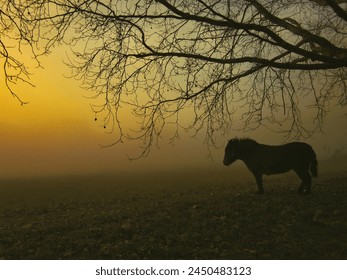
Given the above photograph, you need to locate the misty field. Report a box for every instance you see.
[1,161,346,260]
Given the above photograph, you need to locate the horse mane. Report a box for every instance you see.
[231,137,258,146]
[231,137,259,156]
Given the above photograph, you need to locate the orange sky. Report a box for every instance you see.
[0,49,215,178]
[1,45,346,178]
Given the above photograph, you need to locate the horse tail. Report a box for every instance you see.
[310,149,318,177]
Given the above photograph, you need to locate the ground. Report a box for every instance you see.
[0,160,346,260]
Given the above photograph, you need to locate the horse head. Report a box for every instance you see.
[223,138,258,166]
[223,138,239,166]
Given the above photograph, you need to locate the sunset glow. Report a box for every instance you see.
[1,44,346,179]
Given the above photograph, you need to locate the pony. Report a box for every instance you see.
[223,138,318,194]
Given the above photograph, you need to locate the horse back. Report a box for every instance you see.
[282,142,316,157]
[243,142,316,175]
[261,142,316,161]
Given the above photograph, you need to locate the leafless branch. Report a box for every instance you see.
[6,0,347,156]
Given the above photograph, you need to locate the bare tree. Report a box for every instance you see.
[10,0,347,156]
[0,1,38,104]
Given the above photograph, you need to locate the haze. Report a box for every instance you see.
[1,47,346,179]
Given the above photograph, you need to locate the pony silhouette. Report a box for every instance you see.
[223,138,318,194]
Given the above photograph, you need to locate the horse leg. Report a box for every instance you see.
[304,174,312,194]
[297,182,305,194]
[253,173,264,194]
[294,167,311,194]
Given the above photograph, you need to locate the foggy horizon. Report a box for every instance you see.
[1,29,346,180]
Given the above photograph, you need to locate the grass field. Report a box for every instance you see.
[0,160,346,260]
